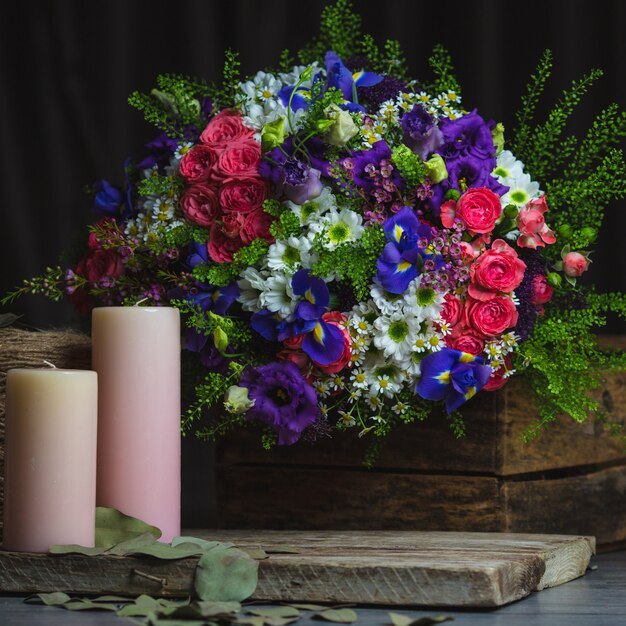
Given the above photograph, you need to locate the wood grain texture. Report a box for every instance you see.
[0,531,595,607]
[216,467,503,530]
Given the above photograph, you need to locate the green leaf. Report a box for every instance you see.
[0,313,20,328]
[172,536,231,551]
[195,545,259,602]
[247,606,301,618]
[314,609,358,623]
[107,532,161,556]
[95,507,161,548]
[25,592,72,606]
[388,614,455,626]
[48,544,107,556]
[264,545,301,554]
[242,548,269,560]
[287,604,329,611]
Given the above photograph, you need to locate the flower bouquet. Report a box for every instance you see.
[6,0,626,459]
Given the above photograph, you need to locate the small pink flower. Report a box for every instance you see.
[530,274,553,306]
[517,196,556,249]
[563,251,589,277]
[469,239,526,301]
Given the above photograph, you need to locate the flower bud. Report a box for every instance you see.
[557,224,572,239]
[425,154,448,183]
[491,122,505,155]
[213,327,229,353]
[445,189,461,201]
[261,116,285,152]
[563,251,589,278]
[580,226,598,244]
[504,204,518,220]
[546,272,562,287]
[323,104,358,146]
[224,385,255,415]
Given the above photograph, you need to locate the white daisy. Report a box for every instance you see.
[266,236,315,272]
[492,150,525,184]
[237,267,267,312]
[338,410,356,428]
[350,369,368,389]
[239,71,283,104]
[287,186,337,226]
[373,311,420,359]
[260,273,296,317]
[321,208,364,250]
[500,172,541,207]
[403,278,444,320]
[369,281,404,317]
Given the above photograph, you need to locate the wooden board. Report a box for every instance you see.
[216,465,626,546]
[0,531,595,608]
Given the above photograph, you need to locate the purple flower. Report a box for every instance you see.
[436,110,496,162]
[325,50,382,112]
[282,158,323,204]
[137,132,179,169]
[357,75,407,110]
[93,180,123,217]
[184,329,230,374]
[401,104,444,160]
[241,361,320,445]
[349,141,404,193]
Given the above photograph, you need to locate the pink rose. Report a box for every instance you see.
[469,239,526,301]
[277,348,311,372]
[517,196,556,249]
[180,184,220,228]
[458,241,480,261]
[219,177,268,214]
[179,145,218,183]
[200,110,253,147]
[207,221,245,263]
[530,274,553,306]
[464,296,519,337]
[563,251,589,278]
[241,208,275,244]
[445,324,485,355]
[483,355,513,391]
[283,334,305,350]
[313,312,352,375]
[440,293,463,326]
[214,140,262,181]
[75,248,124,284]
[442,187,502,235]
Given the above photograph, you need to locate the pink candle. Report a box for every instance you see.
[92,306,181,542]
[3,368,98,552]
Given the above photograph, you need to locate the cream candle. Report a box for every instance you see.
[3,368,98,553]
[92,306,181,542]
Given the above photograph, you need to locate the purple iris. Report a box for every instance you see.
[137,132,180,169]
[416,348,492,413]
[184,329,230,375]
[186,241,210,269]
[349,141,404,193]
[401,104,444,160]
[376,207,436,294]
[241,361,320,445]
[186,281,240,316]
[325,50,382,112]
[93,180,124,217]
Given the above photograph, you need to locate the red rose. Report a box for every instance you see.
[483,355,513,391]
[440,293,462,326]
[463,296,518,337]
[180,184,221,228]
[313,312,351,375]
[221,212,246,238]
[454,187,502,234]
[214,140,261,181]
[220,177,268,214]
[207,221,245,263]
[283,334,305,349]
[277,348,311,372]
[68,288,96,316]
[530,274,553,306]
[241,208,275,244]
[179,145,219,184]
[469,239,526,301]
[445,324,485,355]
[200,110,254,147]
[75,248,124,283]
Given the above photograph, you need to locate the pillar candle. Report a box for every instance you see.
[92,306,181,542]
[3,368,98,552]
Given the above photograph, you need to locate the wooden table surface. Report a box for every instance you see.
[0,550,624,626]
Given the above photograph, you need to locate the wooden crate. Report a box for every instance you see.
[216,339,626,547]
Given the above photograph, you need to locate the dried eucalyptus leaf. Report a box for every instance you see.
[264,545,301,554]
[237,617,266,626]
[63,599,120,611]
[48,544,107,556]
[106,532,160,555]
[122,542,206,560]
[314,608,358,623]
[247,606,301,619]
[196,600,242,617]
[287,604,328,611]
[172,536,231,551]
[96,507,161,548]
[90,595,133,603]
[195,545,259,602]
[25,592,72,606]
[388,614,454,626]
[147,620,207,626]
[243,548,269,560]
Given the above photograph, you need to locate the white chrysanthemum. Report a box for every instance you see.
[402,278,444,320]
[278,62,322,88]
[239,71,283,104]
[369,281,404,317]
[500,172,541,207]
[287,186,336,226]
[320,208,364,250]
[266,236,315,272]
[492,150,525,184]
[373,311,420,359]
[397,351,423,379]
[260,273,296,317]
[237,267,268,312]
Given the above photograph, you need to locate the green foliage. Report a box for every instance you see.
[312,225,385,301]
[425,44,462,97]
[198,239,271,287]
[163,222,208,249]
[262,198,282,217]
[295,83,346,140]
[359,35,410,81]
[299,0,361,64]
[391,145,428,187]
[278,48,295,74]
[208,49,244,110]
[1,266,67,305]
[270,210,301,239]
[137,172,184,198]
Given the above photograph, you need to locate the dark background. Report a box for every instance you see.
[1,0,625,525]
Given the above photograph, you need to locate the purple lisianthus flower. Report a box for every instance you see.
[416,348,492,413]
[401,104,444,160]
[436,109,496,162]
[241,361,320,445]
[184,329,230,375]
[137,132,179,169]
[283,158,323,204]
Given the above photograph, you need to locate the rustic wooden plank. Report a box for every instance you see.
[216,467,503,530]
[0,532,594,607]
[503,465,626,545]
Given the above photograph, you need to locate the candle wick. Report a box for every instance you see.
[42,360,57,369]
[134,297,150,307]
